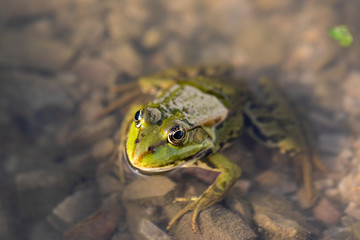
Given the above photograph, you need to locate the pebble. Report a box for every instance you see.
[0,72,75,122]
[139,219,171,240]
[255,170,279,187]
[254,0,295,12]
[29,221,62,240]
[122,176,176,201]
[338,165,360,205]
[102,44,141,75]
[68,116,117,146]
[72,57,116,88]
[318,133,348,155]
[91,139,115,161]
[48,189,99,231]
[250,192,314,239]
[63,207,123,240]
[70,18,105,48]
[313,198,341,225]
[0,32,75,71]
[15,169,69,218]
[345,202,360,221]
[142,28,163,50]
[98,174,122,196]
[343,71,360,115]
[234,21,285,68]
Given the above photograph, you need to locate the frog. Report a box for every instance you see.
[102,65,326,233]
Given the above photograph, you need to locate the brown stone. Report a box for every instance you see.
[313,198,341,225]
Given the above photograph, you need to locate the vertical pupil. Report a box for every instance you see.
[174,130,183,139]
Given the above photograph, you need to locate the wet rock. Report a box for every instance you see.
[225,186,253,223]
[111,232,133,240]
[166,204,256,240]
[48,189,100,231]
[234,21,285,68]
[98,174,122,196]
[250,192,315,239]
[313,198,341,225]
[255,170,280,187]
[70,18,105,48]
[321,227,355,240]
[0,32,75,71]
[66,153,93,173]
[255,170,297,195]
[142,27,163,50]
[72,57,116,88]
[0,204,10,239]
[352,221,360,240]
[0,72,75,124]
[67,116,117,146]
[0,0,70,19]
[138,219,171,240]
[318,133,348,155]
[122,176,176,201]
[15,169,69,218]
[92,139,115,161]
[63,206,123,240]
[345,202,360,221]
[339,165,360,205]
[29,221,62,240]
[254,0,295,12]
[343,71,360,115]
[102,44,141,75]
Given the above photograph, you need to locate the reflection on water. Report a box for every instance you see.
[0,0,360,239]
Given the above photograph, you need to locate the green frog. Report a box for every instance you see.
[105,65,326,233]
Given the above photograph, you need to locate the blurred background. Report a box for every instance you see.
[0,0,360,239]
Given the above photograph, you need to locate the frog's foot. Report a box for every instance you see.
[167,194,216,233]
[173,196,198,203]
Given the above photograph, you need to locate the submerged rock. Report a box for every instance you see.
[250,192,316,239]
[166,204,256,240]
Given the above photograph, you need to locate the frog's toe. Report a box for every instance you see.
[167,201,196,231]
[173,196,199,203]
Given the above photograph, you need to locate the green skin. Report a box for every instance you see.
[120,66,325,233]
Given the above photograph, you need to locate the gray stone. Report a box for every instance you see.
[318,133,348,155]
[92,139,115,161]
[166,204,256,240]
[139,219,171,240]
[122,176,176,201]
[250,192,316,239]
[0,72,75,123]
[0,32,75,71]
[48,189,99,231]
[339,165,360,205]
[102,43,141,75]
[29,221,62,240]
[0,0,70,19]
[67,116,117,146]
[15,169,69,219]
[72,57,116,88]
[98,174,122,196]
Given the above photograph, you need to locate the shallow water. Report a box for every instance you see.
[0,0,360,239]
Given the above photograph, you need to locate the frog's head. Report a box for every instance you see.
[125,107,214,174]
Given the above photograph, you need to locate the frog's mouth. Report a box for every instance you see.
[124,145,211,176]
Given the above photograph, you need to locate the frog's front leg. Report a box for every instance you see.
[167,153,241,233]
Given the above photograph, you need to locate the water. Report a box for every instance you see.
[0,0,359,239]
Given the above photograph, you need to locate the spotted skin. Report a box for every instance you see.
[114,65,325,233]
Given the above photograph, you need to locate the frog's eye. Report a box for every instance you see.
[134,109,143,128]
[168,125,187,146]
